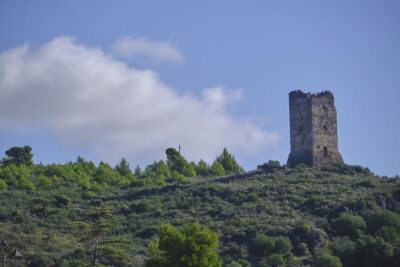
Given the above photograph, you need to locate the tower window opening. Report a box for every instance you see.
[323,106,327,117]
[323,147,328,156]
[323,125,327,134]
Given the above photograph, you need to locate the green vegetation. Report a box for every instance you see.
[146,223,221,267]
[0,146,399,266]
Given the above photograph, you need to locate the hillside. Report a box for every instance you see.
[1,157,400,267]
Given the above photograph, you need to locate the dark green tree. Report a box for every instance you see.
[314,254,342,267]
[115,158,133,177]
[354,235,394,267]
[196,159,210,176]
[3,145,33,166]
[251,233,276,257]
[274,236,292,254]
[145,160,170,178]
[216,148,243,174]
[165,148,196,177]
[330,213,366,239]
[94,162,121,187]
[366,210,400,234]
[210,160,225,176]
[134,165,142,177]
[76,207,130,266]
[146,223,222,267]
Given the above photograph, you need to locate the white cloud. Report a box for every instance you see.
[0,37,279,165]
[111,37,183,63]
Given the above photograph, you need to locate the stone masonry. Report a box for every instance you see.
[287,90,343,167]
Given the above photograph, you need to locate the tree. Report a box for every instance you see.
[115,158,133,177]
[196,160,210,176]
[134,165,142,177]
[353,235,395,267]
[2,146,33,166]
[216,148,243,174]
[274,236,292,254]
[332,237,356,267]
[76,206,130,266]
[330,213,366,239]
[145,160,171,179]
[257,160,281,172]
[251,234,276,257]
[94,162,121,186]
[1,164,35,190]
[366,210,400,235]
[76,156,85,165]
[146,223,222,267]
[210,160,225,176]
[165,148,196,177]
[251,234,292,257]
[0,179,7,191]
[314,254,342,267]
[267,254,285,267]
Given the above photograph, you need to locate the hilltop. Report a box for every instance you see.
[0,153,399,266]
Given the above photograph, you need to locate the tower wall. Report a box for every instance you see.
[287,90,343,167]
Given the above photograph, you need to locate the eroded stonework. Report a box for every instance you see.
[287,90,343,167]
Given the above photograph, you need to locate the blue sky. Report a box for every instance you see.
[0,1,399,176]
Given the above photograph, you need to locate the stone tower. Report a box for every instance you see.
[287,90,343,167]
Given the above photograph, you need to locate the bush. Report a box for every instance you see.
[216,148,243,174]
[354,235,395,267]
[268,254,285,267]
[274,236,292,254]
[211,161,225,176]
[0,179,7,191]
[251,234,276,257]
[314,254,342,267]
[330,213,366,239]
[196,160,210,176]
[257,160,282,172]
[366,210,400,234]
[146,223,222,267]
[332,236,356,265]
[293,242,309,256]
[251,234,292,257]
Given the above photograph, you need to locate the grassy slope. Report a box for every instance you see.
[0,165,399,266]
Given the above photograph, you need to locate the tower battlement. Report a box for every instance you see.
[287,90,343,167]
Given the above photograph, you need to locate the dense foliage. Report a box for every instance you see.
[146,223,221,267]
[0,146,399,266]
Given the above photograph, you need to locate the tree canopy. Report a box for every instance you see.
[2,145,33,166]
[146,223,222,267]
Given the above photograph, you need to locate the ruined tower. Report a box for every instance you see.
[287,90,343,167]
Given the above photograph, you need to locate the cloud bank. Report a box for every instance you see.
[111,37,183,63]
[0,37,279,165]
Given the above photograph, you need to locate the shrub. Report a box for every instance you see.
[314,254,342,267]
[267,254,285,267]
[293,242,309,256]
[354,235,395,267]
[251,234,276,257]
[332,236,356,265]
[146,223,222,267]
[257,160,282,172]
[251,234,292,257]
[274,236,292,254]
[196,160,210,176]
[216,148,243,174]
[366,210,400,234]
[0,179,7,191]
[330,213,366,239]
[210,161,225,176]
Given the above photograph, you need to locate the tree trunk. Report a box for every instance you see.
[92,236,99,267]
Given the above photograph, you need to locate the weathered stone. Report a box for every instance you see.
[287,90,343,167]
